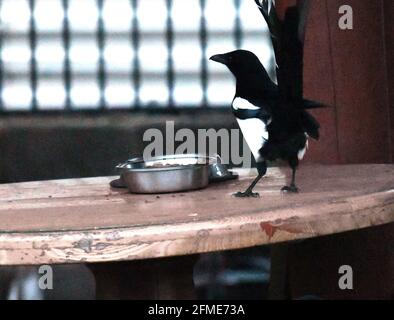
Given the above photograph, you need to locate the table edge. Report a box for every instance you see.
[1,188,393,265]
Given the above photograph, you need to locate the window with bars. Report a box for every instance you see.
[0,0,274,112]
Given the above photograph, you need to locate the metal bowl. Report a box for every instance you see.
[117,154,210,194]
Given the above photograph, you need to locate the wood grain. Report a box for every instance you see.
[384,0,394,161]
[303,0,340,164]
[0,165,393,265]
[326,0,391,164]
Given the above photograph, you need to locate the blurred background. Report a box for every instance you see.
[0,0,277,184]
[0,0,275,112]
[0,0,393,300]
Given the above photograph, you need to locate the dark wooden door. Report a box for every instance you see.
[278,0,394,165]
[278,0,394,299]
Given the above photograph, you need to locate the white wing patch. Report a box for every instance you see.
[267,0,276,13]
[237,118,268,162]
[232,97,260,111]
[257,0,276,14]
[298,136,309,160]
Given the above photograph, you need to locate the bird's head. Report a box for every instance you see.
[209,50,268,80]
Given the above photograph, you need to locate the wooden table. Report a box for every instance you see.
[0,165,393,299]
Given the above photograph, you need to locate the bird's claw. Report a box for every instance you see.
[234,191,260,198]
[281,185,299,193]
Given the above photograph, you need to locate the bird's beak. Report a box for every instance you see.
[209,54,228,65]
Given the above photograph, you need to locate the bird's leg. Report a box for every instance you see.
[234,174,263,198]
[281,162,299,193]
[234,162,267,198]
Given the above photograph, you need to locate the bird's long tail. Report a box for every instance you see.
[300,110,320,140]
[302,99,330,110]
[255,0,317,104]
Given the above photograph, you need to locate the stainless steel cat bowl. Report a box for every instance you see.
[115,155,210,194]
[112,154,238,194]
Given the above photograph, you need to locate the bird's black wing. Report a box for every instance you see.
[255,0,304,101]
[254,0,326,110]
[280,5,304,101]
[297,0,311,44]
[232,95,275,122]
[254,0,323,140]
[254,0,281,79]
[299,109,320,139]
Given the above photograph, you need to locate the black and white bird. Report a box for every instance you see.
[210,0,324,197]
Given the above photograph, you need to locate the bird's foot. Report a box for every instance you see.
[233,190,260,198]
[281,185,299,193]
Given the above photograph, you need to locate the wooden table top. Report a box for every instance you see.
[0,164,393,265]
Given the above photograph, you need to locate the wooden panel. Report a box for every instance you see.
[303,0,340,164]
[0,165,393,265]
[278,0,392,164]
[277,0,394,300]
[384,0,394,162]
[271,0,340,164]
[288,223,394,299]
[90,255,198,300]
[326,0,391,163]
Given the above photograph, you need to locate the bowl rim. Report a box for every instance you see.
[126,154,215,164]
[118,154,215,173]
[121,163,209,173]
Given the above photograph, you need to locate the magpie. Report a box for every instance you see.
[209,0,324,197]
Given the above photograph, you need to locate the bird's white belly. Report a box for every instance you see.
[236,118,268,162]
